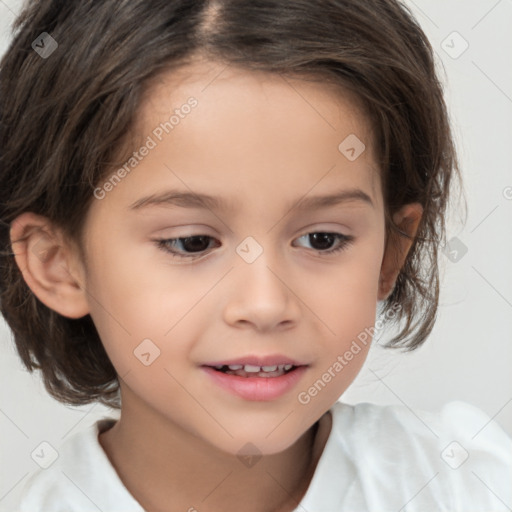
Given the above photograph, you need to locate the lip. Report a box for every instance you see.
[202,354,307,367]
[201,365,308,401]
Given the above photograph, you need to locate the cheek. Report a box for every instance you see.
[297,239,383,403]
[82,244,216,375]
[310,236,384,331]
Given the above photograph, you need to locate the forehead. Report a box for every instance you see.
[115,58,382,210]
[138,58,374,144]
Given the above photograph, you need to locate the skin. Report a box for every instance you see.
[11,57,422,512]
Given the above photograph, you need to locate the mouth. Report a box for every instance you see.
[201,361,309,401]
[206,363,299,378]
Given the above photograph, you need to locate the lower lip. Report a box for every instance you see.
[201,366,308,401]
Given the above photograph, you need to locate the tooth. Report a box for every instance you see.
[244,364,262,372]
[283,364,293,371]
[214,365,224,370]
[228,364,243,370]
[262,365,278,372]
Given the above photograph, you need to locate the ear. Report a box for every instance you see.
[378,203,423,301]
[9,212,90,318]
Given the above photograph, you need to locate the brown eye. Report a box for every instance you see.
[156,235,220,258]
[293,232,353,254]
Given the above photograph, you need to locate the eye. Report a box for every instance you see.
[293,232,354,255]
[154,232,353,260]
[155,235,220,260]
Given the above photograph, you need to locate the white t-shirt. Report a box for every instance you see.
[18,400,512,512]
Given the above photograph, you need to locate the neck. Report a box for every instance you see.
[99,391,331,512]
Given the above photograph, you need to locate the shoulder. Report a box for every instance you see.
[328,400,512,510]
[331,399,512,452]
[18,418,144,512]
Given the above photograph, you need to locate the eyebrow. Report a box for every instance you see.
[128,187,374,212]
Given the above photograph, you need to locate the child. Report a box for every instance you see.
[0,0,510,511]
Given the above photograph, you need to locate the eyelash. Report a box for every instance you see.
[154,232,354,260]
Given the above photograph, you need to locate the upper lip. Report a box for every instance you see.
[202,355,308,367]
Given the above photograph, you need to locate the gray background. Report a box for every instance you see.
[1,0,511,510]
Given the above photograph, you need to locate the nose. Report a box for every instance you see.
[222,245,301,332]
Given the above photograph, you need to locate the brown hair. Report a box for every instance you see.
[0,0,462,407]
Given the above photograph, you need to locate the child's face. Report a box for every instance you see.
[77,60,392,454]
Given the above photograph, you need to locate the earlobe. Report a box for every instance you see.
[10,212,90,319]
[378,203,423,301]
